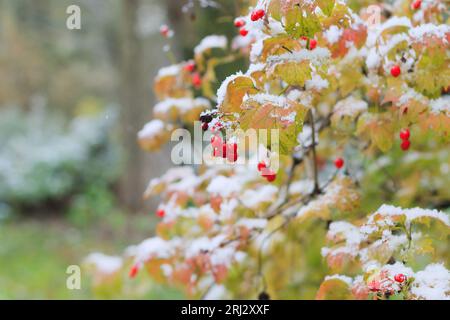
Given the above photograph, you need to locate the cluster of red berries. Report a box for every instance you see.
[399,128,411,151]
[334,157,344,169]
[184,61,202,89]
[211,135,238,162]
[257,161,276,182]
[301,36,317,50]
[235,9,266,37]
[200,114,213,131]
[411,0,421,10]
[234,19,248,37]
[251,9,265,22]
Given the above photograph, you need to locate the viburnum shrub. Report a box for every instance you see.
[86,0,450,300]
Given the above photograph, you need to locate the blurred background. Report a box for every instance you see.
[0,0,240,299]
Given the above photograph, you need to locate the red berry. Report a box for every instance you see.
[394,273,406,283]
[239,28,249,37]
[411,0,421,10]
[308,39,317,50]
[265,173,277,182]
[368,280,380,292]
[212,147,221,157]
[184,61,195,73]
[334,157,344,169]
[129,264,139,278]
[251,11,259,21]
[401,139,411,151]
[156,209,165,218]
[226,143,238,162]
[192,73,202,88]
[202,122,209,131]
[391,65,401,77]
[234,19,245,28]
[261,169,276,182]
[399,128,410,141]
[211,135,223,148]
[160,25,170,37]
[221,143,228,159]
[256,9,265,19]
[257,161,267,172]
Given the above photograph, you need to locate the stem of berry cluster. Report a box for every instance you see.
[309,110,320,194]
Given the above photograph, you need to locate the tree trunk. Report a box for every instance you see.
[119,0,147,211]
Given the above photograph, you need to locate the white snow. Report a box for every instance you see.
[138,119,164,139]
[216,72,246,105]
[305,74,329,90]
[84,253,123,274]
[207,175,242,197]
[157,64,181,78]
[411,264,450,300]
[237,218,268,230]
[194,35,228,55]
[240,185,278,209]
[324,274,353,286]
[430,97,450,116]
[324,26,343,44]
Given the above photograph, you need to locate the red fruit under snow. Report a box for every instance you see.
[411,0,421,10]
[240,28,249,37]
[234,19,245,28]
[129,264,139,278]
[391,65,401,77]
[213,147,221,157]
[401,139,411,151]
[394,273,407,283]
[251,11,259,21]
[261,169,276,182]
[156,209,165,218]
[184,61,195,73]
[160,25,170,37]
[211,135,223,148]
[257,161,267,172]
[226,143,238,162]
[192,73,202,88]
[309,39,317,50]
[202,122,209,131]
[256,9,265,19]
[399,128,410,141]
[221,143,228,159]
[265,173,276,182]
[334,157,344,169]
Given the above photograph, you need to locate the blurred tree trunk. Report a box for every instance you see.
[119,0,147,211]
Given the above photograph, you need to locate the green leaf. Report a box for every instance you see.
[284,5,321,39]
[316,0,335,16]
[239,97,308,155]
[273,60,312,86]
[316,278,353,300]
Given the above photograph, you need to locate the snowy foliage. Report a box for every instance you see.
[88,0,450,300]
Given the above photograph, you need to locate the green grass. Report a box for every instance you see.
[0,210,184,299]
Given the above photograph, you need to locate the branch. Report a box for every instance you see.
[309,110,320,194]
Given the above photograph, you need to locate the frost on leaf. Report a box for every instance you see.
[239,93,308,154]
[217,74,257,113]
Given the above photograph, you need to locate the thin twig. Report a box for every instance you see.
[309,110,320,194]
